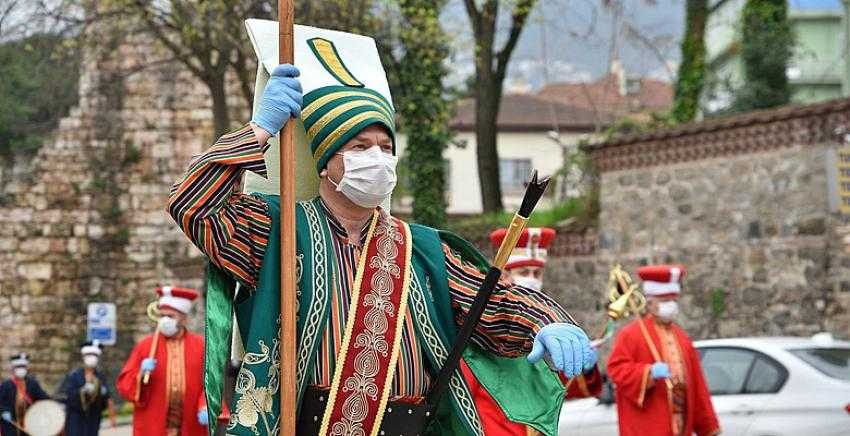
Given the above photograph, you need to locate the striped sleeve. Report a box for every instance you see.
[444,243,572,357]
[167,124,272,288]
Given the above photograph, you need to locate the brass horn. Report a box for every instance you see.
[606,265,645,320]
[146,301,161,322]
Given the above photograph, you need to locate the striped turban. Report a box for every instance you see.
[302,85,396,172]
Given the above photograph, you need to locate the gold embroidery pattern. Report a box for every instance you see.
[297,201,332,394]
[312,111,394,162]
[408,271,483,436]
[229,318,281,436]
[165,336,185,431]
[307,100,394,139]
[308,38,364,87]
[329,218,401,436]
[302,91,393,121]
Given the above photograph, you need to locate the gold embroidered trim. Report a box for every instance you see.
[307,100,393,139]
[638,364,651,407]
[369,220,413,436]
[312,111,393,161]
[303,91,391,121]
[308,38,364,87]
[318,211,380,436]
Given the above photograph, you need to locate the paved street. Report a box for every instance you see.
[98,424,131,436]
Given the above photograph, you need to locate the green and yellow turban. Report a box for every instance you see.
[302,85,396,172]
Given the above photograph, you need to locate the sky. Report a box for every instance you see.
[440,0,686,90]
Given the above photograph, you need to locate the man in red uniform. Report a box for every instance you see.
[607,265,720,436]
[459,228,603,435]
[117,286,208,436]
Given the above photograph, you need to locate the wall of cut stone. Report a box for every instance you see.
[0,30,247,389]
[545,100,850,349]
[600,146,834,338]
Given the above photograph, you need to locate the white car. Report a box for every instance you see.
[558,334,850,436]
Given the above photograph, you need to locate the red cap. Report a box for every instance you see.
[156,286,199,314]
[489,227,556,269]
[637,264,686,296]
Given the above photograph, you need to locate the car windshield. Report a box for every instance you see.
[789,347,850,381]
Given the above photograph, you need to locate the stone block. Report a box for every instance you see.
[796,217,826,236]
[635,171,652,188]
[0,238,17,251]
[17,263,52,280]
[668,183,689,202]
[87,225,104,239]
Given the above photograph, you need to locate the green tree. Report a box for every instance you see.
[463,0,537,213]
[733,0,793,111]
[671,0,708,123]
[100,0,272,137]
[390,1,451,227]
[0,33,80,157]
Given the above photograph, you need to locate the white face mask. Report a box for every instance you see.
[329,146,397,209]
[656,300,679,321]
[158,315,180,337]
[513,275,542,291]
[13,367,27,379]
[83,355,99,368]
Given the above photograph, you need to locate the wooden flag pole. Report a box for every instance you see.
[278,1,297,435]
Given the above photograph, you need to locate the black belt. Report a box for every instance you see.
[297,387,434,436]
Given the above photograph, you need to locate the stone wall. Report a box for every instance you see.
[542,99,850,347]
[0,30,246,388]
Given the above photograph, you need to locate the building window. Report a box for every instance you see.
[499,158,533,194]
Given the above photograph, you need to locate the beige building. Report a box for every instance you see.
[395,93,612,214]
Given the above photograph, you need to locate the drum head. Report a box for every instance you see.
[23,400,65,436]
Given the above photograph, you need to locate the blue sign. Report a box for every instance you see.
[87,303,117,346]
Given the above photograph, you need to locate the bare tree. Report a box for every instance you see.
[463,0,538,213]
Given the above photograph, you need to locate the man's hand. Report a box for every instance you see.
[251,64,303,137]
[650,362,670,379]
[197,408,209,426]
[140,358,156,373]
[1,411,11,422]
[528,323,597,378]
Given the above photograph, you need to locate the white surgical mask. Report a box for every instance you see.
[83,355,99,368]
[329,146,397,209]
[158,316,179,337]
[656,300,679,321]
[13,367,27,379]
[513,275,542,291]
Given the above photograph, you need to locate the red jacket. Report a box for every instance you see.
[116,331,207,436]
[607,316,719,436]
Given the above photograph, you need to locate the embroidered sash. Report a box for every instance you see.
[319,213,413,436]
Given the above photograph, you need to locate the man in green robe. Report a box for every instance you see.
[168,63,596,436]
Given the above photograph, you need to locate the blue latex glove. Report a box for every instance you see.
[251,64,302,135]
[528,323,597,378]
[650,362,670,379]
[197,409,209,426]
[1,411,11,422]
[140,357,156,373]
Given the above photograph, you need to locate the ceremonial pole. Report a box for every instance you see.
[278,1,297,434]
[428,171,551,405]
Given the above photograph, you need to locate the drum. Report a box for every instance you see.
[23,400,66,436]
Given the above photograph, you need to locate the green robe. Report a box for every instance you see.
[204,196,564,436]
